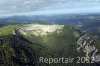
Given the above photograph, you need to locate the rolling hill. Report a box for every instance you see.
[0,14,100,36]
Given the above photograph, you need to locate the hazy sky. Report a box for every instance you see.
[0,0,100,16]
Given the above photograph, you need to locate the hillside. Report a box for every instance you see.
[0,23,99,66]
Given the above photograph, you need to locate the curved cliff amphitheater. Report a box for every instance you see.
[16,24,64,36]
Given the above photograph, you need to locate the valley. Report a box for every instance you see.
[0,23,99,66]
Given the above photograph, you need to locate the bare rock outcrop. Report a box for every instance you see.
[73,29,100,63]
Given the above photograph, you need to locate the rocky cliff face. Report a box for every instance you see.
[73,29,100,64]
[15,24,64,36]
